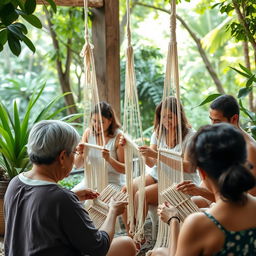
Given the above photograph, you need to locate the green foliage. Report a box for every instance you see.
[0,83,82,179]
[213,0,256,42]
[0,0,56,56]
[58,173,83,190]
[121,45,164,131]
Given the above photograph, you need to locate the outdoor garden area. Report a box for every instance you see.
[0,0,256,255]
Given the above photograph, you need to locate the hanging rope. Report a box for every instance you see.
[123,0,146,242]
[80,0,107,193]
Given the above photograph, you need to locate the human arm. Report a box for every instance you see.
[158,145,195,174]
[59,189,111,256]
[100,197,128,242]
[102,134,125,174]
[139,144,158,167]
[176,180,215,202]
[157,202,180,255]
[73,129,90,169]
[73,188,100,201]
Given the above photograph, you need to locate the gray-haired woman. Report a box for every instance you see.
[4,120,136,256]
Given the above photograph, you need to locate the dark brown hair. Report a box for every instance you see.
[154,96,191,141]
[188,123,255,204]
[91,101,121,137]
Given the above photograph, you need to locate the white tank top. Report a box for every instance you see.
[87,129,125,186]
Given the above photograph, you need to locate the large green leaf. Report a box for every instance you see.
[194,93,222,108]
[21,34,35,53]
[0,3,18,25]
[45,0,57,13]
[13,101,21,156]
[238,87,253,98]
[34,92,72,122]
[0,29,8,45]
[7,23,23,39]
[24,0,36,15]
[20,12,42,28]
[7,32,21,56]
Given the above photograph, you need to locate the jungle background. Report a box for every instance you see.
[0,0,255,151]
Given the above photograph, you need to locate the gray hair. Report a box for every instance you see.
[27,120,80,165]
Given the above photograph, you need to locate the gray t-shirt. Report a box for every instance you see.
[4,175,110,256]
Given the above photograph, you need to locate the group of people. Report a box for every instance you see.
[4,94,256,255]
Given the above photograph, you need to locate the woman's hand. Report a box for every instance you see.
[102,148,111,162]
[138,146,157,159]
[108,197,128,216]
[74,188,99,201]
[176,180,202,196]
[75,143,87,156]
[157,202,179,224]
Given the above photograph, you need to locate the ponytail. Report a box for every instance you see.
[219,163,255,203]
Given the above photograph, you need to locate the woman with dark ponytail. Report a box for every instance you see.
[152,123,256,256]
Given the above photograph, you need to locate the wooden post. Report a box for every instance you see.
[91,0,120,119]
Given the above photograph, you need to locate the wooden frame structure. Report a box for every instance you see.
[37,0,121,117]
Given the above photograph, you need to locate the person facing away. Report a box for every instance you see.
[74,101,125,189]
[121,96,200,237]
[177,94,256,204]
[154,123,256,256]
[4,120,136,256]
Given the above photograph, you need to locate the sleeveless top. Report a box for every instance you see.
[147,128,200,184]
[204,212,256,256]
[87,129,125,186]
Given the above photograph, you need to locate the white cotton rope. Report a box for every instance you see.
[122,0,146,243]
[147,0,185,253]
[88,184,128,228]
[80,0,108,193]
[161,184,200,222]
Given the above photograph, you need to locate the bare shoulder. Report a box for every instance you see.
[181,212,210,236]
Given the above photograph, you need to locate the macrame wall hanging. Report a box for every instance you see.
[122,0,146,242]
[148,0,185,252]
[88,184,128,228]
[161,184,200,222]
[80,0,108,193]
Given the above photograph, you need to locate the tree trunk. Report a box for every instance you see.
[44,8,78,115]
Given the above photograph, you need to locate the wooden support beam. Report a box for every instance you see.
[91,0,120,118]
[36,0,103,7]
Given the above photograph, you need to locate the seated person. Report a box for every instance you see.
[152,123,256,256]
[4,120,136,256]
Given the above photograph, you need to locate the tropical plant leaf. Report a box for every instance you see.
[45,0,57,13]
[7,33,21,56]
[21,34,36,53]
[60,113,83,123]
[238,87,252,98]
[194,93,222,108]
[34,92,71,122]
[24,0,36,15]
[246,74,256,88]
[238,63,252,76]
[230,66,251,78]
[0,29,8,45]
[20,12,42,28]
[13,101,21,155]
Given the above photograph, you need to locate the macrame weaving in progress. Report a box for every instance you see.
[147,0,187,252]
[87,184,128,229]
[122,0,146,242]
[80,0,108,193]
[161,184,200,222]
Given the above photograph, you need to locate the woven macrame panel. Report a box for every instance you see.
[36,0,103,7]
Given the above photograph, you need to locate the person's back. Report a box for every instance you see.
[181,195,256,255]
[155,124,256,256]
[4,175,110,256]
